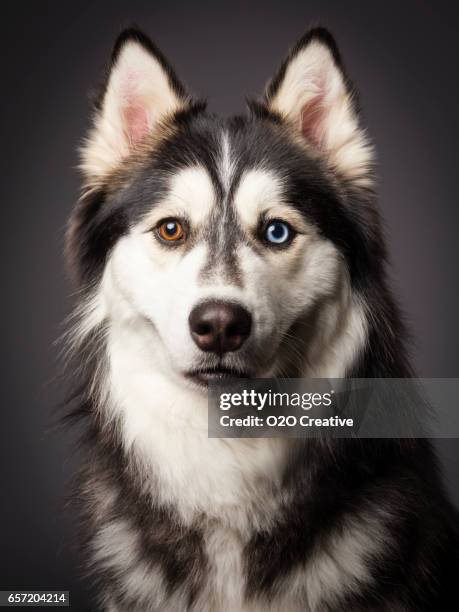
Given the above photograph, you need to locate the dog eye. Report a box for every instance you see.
[264,220,293,245]
[157,219,185,243]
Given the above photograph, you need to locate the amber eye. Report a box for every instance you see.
[157,219,185,242]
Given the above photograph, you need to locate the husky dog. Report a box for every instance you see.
[65,27,458,611]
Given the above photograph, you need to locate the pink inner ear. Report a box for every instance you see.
[300,83,327,146]
[122,103,150,147]
[119,69,151,147]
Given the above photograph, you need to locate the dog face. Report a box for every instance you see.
[68,28,376,387]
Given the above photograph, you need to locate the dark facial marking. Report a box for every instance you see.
[199,200,244,287]
[69,106,382,291]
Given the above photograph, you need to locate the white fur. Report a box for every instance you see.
[195,526,247,611]
[302,288,368,378]
[274,508,388,611]
[139,165,216,231]
[234,168,286,228]
[93,519,188,610]
[218,131,236,193]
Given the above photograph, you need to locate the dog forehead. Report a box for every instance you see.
[133,121,296,233]
[163,158,288,233]
[166,165,216,222]
[233,168,285,227]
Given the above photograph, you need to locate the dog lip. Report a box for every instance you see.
[185,366,251,386]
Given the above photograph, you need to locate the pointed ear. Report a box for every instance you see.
[265,28,373,185]
[81,28,189,183]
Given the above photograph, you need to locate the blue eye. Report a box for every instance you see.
[265,220,292,245]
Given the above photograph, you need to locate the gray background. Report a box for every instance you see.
[1,1,458,609]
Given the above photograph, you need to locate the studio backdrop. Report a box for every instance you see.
[1,2,458,610]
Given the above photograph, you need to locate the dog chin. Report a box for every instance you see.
[184,365,253,388]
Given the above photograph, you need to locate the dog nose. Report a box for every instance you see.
[189,300,252,355]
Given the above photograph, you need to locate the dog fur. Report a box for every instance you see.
[64,27,459,611]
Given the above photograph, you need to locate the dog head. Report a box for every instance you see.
[68,28,379,388]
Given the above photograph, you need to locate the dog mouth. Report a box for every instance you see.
[185,366,251,387]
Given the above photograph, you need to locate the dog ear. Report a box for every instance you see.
[81,28,189,183]
[265,28,373,185]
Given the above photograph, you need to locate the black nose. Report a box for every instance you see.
[189,300,252,356]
